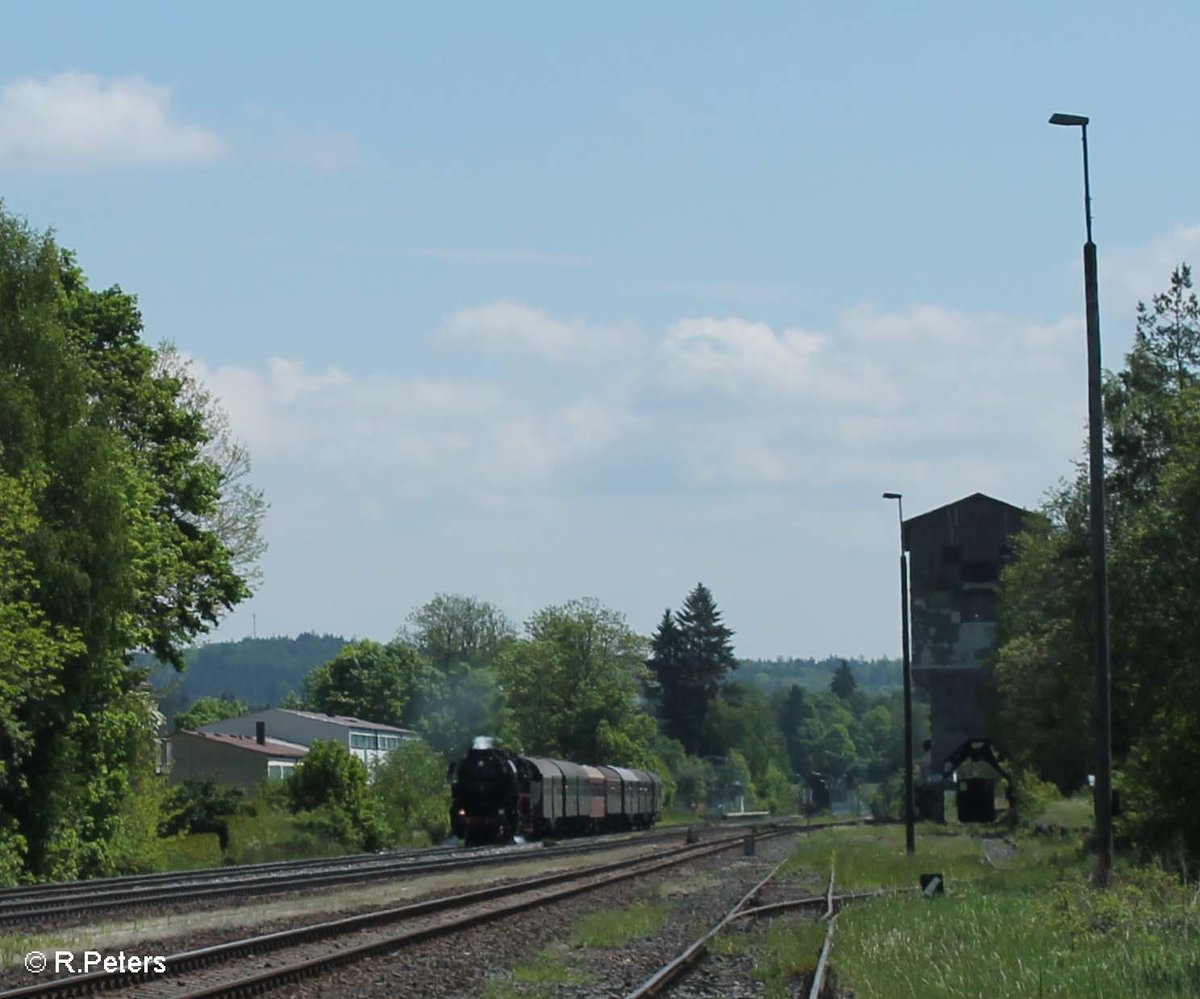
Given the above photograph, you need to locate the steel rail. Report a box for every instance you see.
[0,824,719,928]
[808,865,837,999]
[623,843,794,997]
[0,830,773,999]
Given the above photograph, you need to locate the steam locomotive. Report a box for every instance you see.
[448,737,663,845]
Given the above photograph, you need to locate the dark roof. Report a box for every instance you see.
[174,730,309,758]
[276,709,418,735]
[902,492,1028,530]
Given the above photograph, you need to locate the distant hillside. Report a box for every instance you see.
[737,656,902,695]
[145,633,348,717]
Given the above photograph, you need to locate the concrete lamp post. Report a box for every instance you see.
[1049,111,1114,887]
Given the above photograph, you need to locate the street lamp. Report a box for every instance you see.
[1049,112,1113,887]
[882,491,916,854]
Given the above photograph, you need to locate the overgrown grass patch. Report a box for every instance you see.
[0,931,72,969]
[571,900,669,947]
[159,832,224,871]
[1035,793,1093,829]
[481,946,594,998]
[223,810,343,864]
[767,823,1200,997]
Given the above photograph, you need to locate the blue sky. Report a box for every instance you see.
[2,3,1198,658]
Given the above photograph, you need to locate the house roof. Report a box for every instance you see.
[902,492,1029,530]
[273,709,418,735]
[174,730,309,758]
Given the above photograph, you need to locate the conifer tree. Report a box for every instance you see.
[655,583,738,753]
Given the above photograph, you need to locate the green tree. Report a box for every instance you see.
[701,684,790,798]
[154,344,269,588]
[174,696,249,732]
[0,206,258,879]
[288,740,389,851]
[830,661,857,700]
[646,608,682,722]
[160,776,252,850]
[655,584,738,754]
[402,593,515,678]
[401,594,515,759]
[303,639,430,727]
[371,740,452,845]
[497,598,652,763]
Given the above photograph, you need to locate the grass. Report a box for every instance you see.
[1034,793,1093,829]
[481,898,670,996]
[726,823,1200,998]
[480,949,595,999]
[570,900,669,947]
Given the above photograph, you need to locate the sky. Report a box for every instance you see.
[2,2,1198,659]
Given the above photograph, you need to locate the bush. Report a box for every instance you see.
[160,777,253,851]
[1008,767,1058,829]
[288,740,390,851]
[372,740,451,844]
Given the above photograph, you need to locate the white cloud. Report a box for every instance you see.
[191,355,631,494]
[1103,224,1200,309]
[278,128,361,172]
[190,294,1088,514]
[658,304,1083,491]
[438,300,633,360]
[0,72,222,169]
[662,317,831,396]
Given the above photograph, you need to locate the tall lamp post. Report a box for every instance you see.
[1049,112,1113,887]
[883,492,916,854]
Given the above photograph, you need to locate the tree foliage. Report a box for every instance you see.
[650,583,737,754]
[994,263,1200,860]
[371,740,452,845]
[303,639,430,727]
[0,205,258,879]
[401,594,514,758]
[830,661,857,700]
[402,593,515,677]
[287,739,388,851]
[174,696,249,732]
[497,598,651,764]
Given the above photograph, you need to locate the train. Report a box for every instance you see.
[448,737,663,845]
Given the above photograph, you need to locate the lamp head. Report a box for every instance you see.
[1049,113,1089,127]
[882,492,902,500]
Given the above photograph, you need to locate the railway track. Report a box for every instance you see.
[0,824,728,930]
[625,829,900,998]
[1,826,784,999]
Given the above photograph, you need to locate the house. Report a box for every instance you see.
[196,708,419,768]
[168,726,308,790]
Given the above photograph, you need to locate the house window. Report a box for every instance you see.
[379,734,401,751]
[350,732,378,750]
[267,761,296,780]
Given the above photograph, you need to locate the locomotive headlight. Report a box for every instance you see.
[457,809,466,816]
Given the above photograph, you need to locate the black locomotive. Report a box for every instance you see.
[448,738,663,845]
